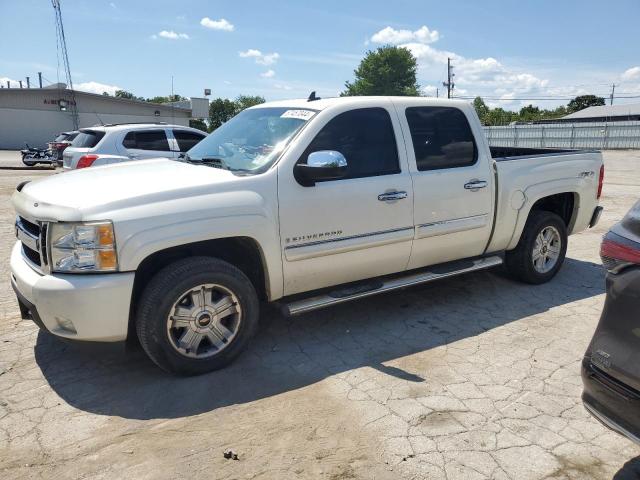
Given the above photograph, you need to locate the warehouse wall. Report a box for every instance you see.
[0,89,191,149]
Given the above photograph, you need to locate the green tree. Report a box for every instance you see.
[473,97,490,124]
[208,98,238,131]
[114,90,144,101]
[147,94,187,104]
[234,94,266,111]
[342,45,419,96]
[189,119,208,132]
[518,104,542,122]
[567,95,605,114]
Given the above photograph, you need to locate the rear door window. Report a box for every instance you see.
[405,107,477,171]
[122,130,170,151]
[72,130,105,148]
[173,129,206,152]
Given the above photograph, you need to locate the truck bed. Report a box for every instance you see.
[490,146,586,161]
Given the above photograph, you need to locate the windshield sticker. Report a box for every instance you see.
[280,109,315,121]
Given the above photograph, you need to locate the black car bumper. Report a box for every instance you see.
[11,278,48,332]
[589,206,604,228]
[581,358,640,445]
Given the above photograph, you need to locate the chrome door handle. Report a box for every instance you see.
[378,191,408,202]
[464,180,488,191]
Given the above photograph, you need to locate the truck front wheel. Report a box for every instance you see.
[136,257,259,375]
[505,210,568,284]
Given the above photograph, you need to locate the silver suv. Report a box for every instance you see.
[62,123,207,170]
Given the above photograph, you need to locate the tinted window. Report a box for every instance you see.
[173,130,206,152]
[300,108,399,180]
[122,130,170,151]
[71,130,105,148]
[405,107,477,171]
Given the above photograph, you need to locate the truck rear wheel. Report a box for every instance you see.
[136,257,259,375]
[505,210,567,284]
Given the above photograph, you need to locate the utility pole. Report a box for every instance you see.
[19,80,23,88]
[436,87,439,98]
[610,84,616,105]
[442,57,455,98]
[26,77,30,88]
[38,72,43,88]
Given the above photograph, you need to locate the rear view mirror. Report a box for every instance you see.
[294,150,348,186]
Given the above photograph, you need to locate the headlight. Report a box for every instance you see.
[49,221,118,272]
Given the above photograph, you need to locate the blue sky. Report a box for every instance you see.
[2,0,640,110]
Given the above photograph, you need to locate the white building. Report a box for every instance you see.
[0,84,209,149]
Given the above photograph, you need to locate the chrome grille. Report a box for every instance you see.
[16,216,48,271]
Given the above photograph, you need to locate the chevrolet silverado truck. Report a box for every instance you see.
[11,96,604,375]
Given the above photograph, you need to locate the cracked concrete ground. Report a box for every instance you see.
[0,149,639,480]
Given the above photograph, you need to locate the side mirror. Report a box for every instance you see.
[294,150,348,186]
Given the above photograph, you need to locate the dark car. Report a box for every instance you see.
[47,131,79,162]
[582,199,640,445]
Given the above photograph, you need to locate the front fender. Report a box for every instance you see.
[113,191,284,300]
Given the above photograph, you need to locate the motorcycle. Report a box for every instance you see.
[20,144,55,167]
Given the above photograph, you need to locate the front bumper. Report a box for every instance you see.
[581,358,640,446]
[10,242,134,341]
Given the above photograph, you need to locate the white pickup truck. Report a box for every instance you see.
[11,96,604,375]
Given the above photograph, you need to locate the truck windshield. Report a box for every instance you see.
[185,107,316,173]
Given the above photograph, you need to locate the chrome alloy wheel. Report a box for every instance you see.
[166,284,242,358]
[532,226,562,274]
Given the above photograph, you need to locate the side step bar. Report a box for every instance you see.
[282,255,503,316]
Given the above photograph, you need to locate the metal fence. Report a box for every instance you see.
[484,121,640,150]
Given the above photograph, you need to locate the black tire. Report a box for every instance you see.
[136,256,259,375]
[23,161,36,167]
[505,210,567,284]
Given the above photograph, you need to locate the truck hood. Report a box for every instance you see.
[13,158,238,221]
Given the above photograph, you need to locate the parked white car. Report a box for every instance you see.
[62,123,207,169]
[11,96,604,375]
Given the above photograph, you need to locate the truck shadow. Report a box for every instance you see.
[35,257,605,420]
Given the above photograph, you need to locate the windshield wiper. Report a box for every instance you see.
[182,156,231,170]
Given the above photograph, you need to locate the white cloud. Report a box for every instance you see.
[371,25,439,45]
[421,85,439,96]
[200,17,234,31]
[398,40,549,109]
[274,83,293,91]
[75,81,121,95]
[622,66,640,82]
[0,76,22,88]
[154,30,189,40]
[239,49,280,66]
[109,2,116,8]
[260,69,276,78]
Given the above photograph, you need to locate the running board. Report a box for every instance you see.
[282,255,503,316]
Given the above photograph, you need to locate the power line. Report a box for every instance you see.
[51,0,79,129]
[457,94,640,101]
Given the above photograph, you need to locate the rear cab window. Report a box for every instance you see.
[122,130,170,151]
[71,130,105,148]
[405,107,477,171]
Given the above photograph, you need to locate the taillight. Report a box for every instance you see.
[597,164,604,199]
[77,154,99,169]
[600,232,640,273]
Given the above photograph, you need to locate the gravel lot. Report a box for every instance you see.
[0,149,639,480]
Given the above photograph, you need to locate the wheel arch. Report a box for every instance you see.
[127,236,270,341]
[507,189,579,251]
